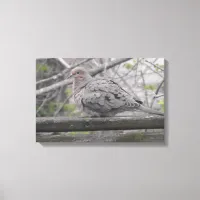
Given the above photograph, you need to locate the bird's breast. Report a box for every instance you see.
[74,88,85,109]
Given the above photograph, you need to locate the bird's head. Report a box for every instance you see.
[69,67,92,86]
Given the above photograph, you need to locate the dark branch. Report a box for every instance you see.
[36,116,164,132]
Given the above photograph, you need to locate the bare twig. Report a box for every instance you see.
[144,60,164,71]
[141,60,163,78]
[112,67,141,101]
[140,71,149,107]
[53,93,73,117]
[67,58,93,70]
[36,91,58,115]
[90,58,132,76]
[154,94,164,98]
[55,58,70,68]
[36,79,73,96]
[134,58,139,85]
[36,93,51,114]
[111,59,141,80]
[150,79,164,108]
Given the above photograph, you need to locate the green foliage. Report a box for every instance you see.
[63,104,76,112]
[65,88,72,96]
[144,84,156,91]
[124,63,133,69]
[132,59,137,63]
[36,64,49,72]
[155,64,164,71]
[134,132,144,141]
[48,102,57,114]
[69,131,77,135]
[68,131,91,135]
[81,131,90,134]
[67,111,82,117]
[158,99,164,111]
[158,64,164,68]
[36,64,40,71]
[116,132,145,142]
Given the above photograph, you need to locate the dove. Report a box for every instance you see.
[69,67,164,117]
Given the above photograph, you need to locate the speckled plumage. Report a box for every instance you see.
[71,67,164,117]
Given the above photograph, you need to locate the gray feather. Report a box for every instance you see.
[72,68,164,117]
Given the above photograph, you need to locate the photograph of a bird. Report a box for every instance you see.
[69,67,164,117]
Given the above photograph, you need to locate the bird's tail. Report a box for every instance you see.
[138,105,164,116]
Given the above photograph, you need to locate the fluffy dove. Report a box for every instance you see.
[70,67,164,117]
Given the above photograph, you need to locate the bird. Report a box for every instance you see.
[69,67,164,117]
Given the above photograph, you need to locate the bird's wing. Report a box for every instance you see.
[81,78,140,112]
[109,79,143,104]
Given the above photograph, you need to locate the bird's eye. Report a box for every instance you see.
[76,71,80,74]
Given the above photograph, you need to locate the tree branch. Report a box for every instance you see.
[36,93,51,114]
[89,58,131,76]
[112,66,141,102]
[36,58,132,96]
[142,60,163,78]
[36,79,73,96]
[150,79,164,108]
[144,60,164,71]
[36,116,164,132]
[53,93,73,117]
[55,58,71,68]
[140,71,149,107]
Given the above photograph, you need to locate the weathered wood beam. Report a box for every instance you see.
[36,131,164,143]
[36,116,164,132]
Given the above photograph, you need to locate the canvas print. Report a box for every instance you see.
[36,58,165,143]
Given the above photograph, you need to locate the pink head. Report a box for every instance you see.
[70,67,88,80]
[70,67,92,88]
